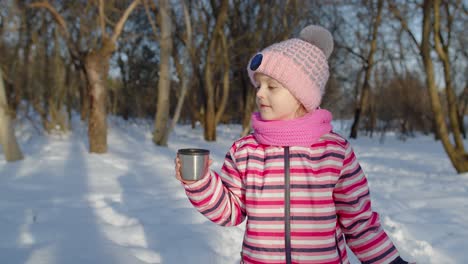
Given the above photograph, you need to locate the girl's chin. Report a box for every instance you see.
[259,112,299,121]
[258,113,275,121]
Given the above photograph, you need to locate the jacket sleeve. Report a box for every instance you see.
[183,143,246,227]
[333,143,404,264]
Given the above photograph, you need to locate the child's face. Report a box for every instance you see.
[254,73,306,121]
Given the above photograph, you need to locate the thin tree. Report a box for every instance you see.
[390,0,468,172]
[0,69,23,162]
[144,0,173,146]
[433,0,464,150]
[348,0,384,138]
[203,0,229,141]
[169,0,193,135]
[30,0,140,153]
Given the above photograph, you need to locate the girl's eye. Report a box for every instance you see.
[268,86,276,90]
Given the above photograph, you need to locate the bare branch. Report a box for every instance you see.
[29,1,70,39]
[104,15,116,27]
[99,0,107,38]
[433,0,448,62]
[215,28,229,124]
[29,1,81,60]
[143,0,158,39]
[182,0,192,48]
[444,0,455,48]
[110,0,140,43]
[0,66,12,85]
[335,42,367,62]
[388,1,421,50]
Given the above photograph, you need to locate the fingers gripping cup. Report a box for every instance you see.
[177,148,210,181]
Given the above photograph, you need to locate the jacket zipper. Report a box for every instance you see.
[335,232,343,264]
[284,147,292,264]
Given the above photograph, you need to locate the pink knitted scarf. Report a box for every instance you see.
[251,109,333,147]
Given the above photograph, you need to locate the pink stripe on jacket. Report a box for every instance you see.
[183,132,402,264]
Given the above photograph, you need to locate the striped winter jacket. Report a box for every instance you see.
[183,132,405,264]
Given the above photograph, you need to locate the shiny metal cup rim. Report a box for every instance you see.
[177,148,210,155]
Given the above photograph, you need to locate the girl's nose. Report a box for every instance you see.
[256,85,264,98]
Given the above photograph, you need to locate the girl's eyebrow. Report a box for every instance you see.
[257,76,279,87]
[268,79,280,87]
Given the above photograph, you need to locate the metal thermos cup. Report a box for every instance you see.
[177,148,210,181]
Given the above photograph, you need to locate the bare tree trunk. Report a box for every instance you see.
[84,45,112,153]
[40,31,51,131]
[420,0,468,172]
[204,80,216,141]
[65,63,73,128]
[203,0,229,141]
[369,97,377,138]
[30,0,140,153]
[79,70,89,121]
[169,0,193,135]
[13,9,32,118]
[168,55,190,131]
[171,56,189,132]
[458,85,467,138]
[350,0,383,139]
[433,0,465,151]
[189,75,203,129]
[214,30,230,125]
[151,0,173,146]
[46,28,69,132]
[0,70,23,162]
[11,30,23,117]
[117,52,131,120]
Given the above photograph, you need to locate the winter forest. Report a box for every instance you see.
[0,0,467,169]
[0,0,467,264]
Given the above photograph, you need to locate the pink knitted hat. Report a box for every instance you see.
[247,25,334,112]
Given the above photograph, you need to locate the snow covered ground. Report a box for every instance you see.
[0,116,467,264]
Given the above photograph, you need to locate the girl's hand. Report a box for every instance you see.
[174,156,196,185]
[174,156,213,185]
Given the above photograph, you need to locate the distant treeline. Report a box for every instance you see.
[0,0,467,171]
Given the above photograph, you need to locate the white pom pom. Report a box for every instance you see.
[299,25,334,59]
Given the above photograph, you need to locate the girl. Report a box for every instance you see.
[175,25,410,264]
